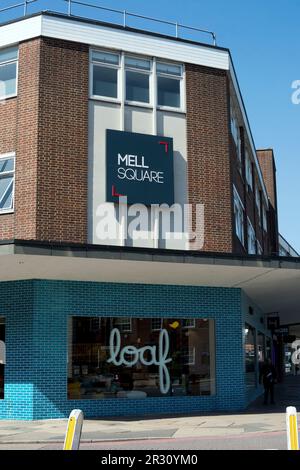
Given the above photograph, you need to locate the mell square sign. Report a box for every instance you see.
[106,129,174,205]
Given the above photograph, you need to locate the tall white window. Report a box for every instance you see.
[91,50,120,100]
[0,46,18,100]
[247,218,256,254]
[151,318,162,331]
[0,153,15,213]
[262,206,268,232]
[125,56,151,104]
[156,62,183,109]
[257,241,263,255]
[233,186,244,245]
[230,103,242,169]
[114,318,132,332]
[245,151,253,191]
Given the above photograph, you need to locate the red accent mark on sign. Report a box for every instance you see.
[159,141,169,153]
[112,185,125,197]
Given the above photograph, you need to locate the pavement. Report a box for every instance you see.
[0,374,299,446]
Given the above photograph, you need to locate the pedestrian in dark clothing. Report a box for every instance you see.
[259,359,277,405]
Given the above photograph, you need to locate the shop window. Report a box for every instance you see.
[245,324,257,389]
[0,154,15,213]
[0,318,5,399]
[0,46,18,100]
[91,50,120,99]
[125,56,151,104]
[68,317,215,399]
[233,186,244,246]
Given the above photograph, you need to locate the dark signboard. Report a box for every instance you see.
[106,129,174,205]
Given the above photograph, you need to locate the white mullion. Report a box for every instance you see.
[120,52,125,131]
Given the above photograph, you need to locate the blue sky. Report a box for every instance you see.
[1,0,300,251]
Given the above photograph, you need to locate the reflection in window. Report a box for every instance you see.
[126,71,149,103]
[0,318,5,399]
[68,317,215,399]
[157,76,180,108]
[0,155,15,213]
[245,324,256,389]
[93,66,118,98]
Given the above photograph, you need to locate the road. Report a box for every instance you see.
[0,430,287,450]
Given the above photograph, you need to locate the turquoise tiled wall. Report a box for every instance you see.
[0,279,247,420]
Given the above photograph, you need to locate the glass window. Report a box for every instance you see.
[257,241,263,255]
[255,186,261,221]
[157,76,180,108]
[126,70,150,103]
[230,103,242,167]
[157,62,182,76]
[233,186,244,246]
[0,155,15,212]
[125,57,151,71]
[93,65,118,98]
[68,317,215,399]
[245,151,253,191]
[0,46,18,100]
[91,51,119,65]
[114,318,132,333]
[0,318,5,399]
[245,324,256,389]
[247,219,256,255]
[262,206,268,232]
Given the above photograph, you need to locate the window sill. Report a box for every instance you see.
[157,105,186,114]
[0,210,14,215]
[89,95,121,105]
[0,94,17,102]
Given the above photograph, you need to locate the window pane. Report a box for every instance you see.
[91,51,119,65]
[93,65,118,98]
[125,56,151,70]
[0,63,17,99]
[0,318,5,400]
[0,176,13,210]
[0,158,14,174]
[0,46,18,64]
[157,76,180,108]
[68,317,215,399]
[157,62,182,76]
[126,70,149,103]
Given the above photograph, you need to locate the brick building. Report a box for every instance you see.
[0,9,299,420]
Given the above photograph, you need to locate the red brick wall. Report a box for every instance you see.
[36,38,89,243]
[257,149,277,209]
[186,64,233,253]
[15,39,41,239]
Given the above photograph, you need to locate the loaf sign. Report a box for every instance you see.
[107,328,172,394]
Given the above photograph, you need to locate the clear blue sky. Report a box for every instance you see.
[2,0,300,251]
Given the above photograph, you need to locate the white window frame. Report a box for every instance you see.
[89,49,185,114]
[230,102,242,170]
[89,49,121,103]
[124,54,153,108]
[247,218,256,255]
[233,185,245,246]
[156,60,185,113]
[0,152,15,215]
[0,45,19,101]
[255,185,262,225]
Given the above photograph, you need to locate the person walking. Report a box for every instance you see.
[259,358,277,405]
